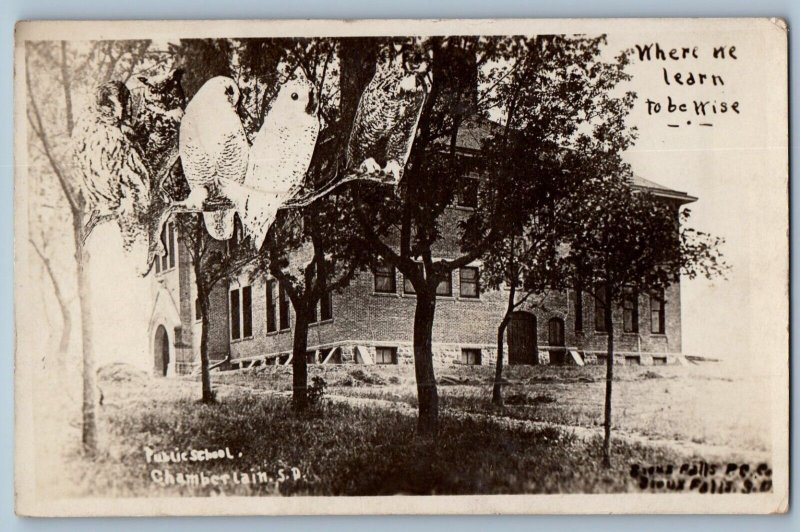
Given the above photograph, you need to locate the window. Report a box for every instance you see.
[548,318,565,346]
[155,221,176,274]
[320,292,333,321]
[650,291,666,334]
[403,263,451,296]
[622,287,638,333]
[594,285,609,333]
[168,222,176,269]
[229,289,241,340]
[230,286,252,340]
[278,283,290,330]
[266,280,277,333]
[436,271,453,296]
[194,298,201,321]
[309,293,333,324]
[226,218,243,255]
[242,286,252,338]
[457,176,479,208]
[574,289,583,332]
[403,264,420,294]
[460,348,481,365]
[459,267,480,298]
[375,347,396,365]
[373,264,396,293]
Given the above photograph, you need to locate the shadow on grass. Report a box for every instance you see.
[58,380,711,498]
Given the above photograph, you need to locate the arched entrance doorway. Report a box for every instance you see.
[154,325,170,376]
[508,311,538,365]
[548,317,566,365]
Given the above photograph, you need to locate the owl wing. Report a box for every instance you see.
[385,88,426,170]
[204,122,249,240]
[215,120,249,184]
[346,71,403,170]
[178,111,217,189]
[72,118,124,213]
[114,137,152,253]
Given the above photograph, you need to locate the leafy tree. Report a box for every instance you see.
[557,170,727,467]
[480,217,563,406]
[175,213,254,403]
[350,35,637,439]
[246,37,379,411]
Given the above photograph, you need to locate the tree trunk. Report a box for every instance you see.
[492,316,510,406]
[492,282,516,406]
[198,286,214,403]
[602,286,615,468]
[412,290,439,440]
[291,303,310,412]
[74,213,97,454]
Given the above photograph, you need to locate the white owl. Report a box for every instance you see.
[218,74,320,250]
[72,81,151,252]
[178,76,249,240]
[346,44,428,184]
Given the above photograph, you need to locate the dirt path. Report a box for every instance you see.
[214,380,770,463]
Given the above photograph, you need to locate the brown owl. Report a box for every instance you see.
[346,43,428,184]
[129,68,186,182]
[72,81,151,253]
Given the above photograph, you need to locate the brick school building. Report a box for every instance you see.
[147,129,695,376]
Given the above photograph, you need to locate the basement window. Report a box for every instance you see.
[375,347,397,365]
[460,348,482,365]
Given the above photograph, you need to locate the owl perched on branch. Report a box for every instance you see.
[127,68,188,269]
[218,73,320,251]
[178,76,249,240]
[346,43,429,184]
[129,68,186,181]
[72,81,151,253]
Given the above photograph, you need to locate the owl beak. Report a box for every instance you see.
[305,89,317,116]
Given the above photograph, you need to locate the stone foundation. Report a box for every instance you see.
[226,341,684,369]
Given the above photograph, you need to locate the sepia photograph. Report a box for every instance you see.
[13,18,789,516]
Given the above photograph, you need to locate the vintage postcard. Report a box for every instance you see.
[14,18,788,516]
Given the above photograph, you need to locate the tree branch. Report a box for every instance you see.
[25,52,80,215]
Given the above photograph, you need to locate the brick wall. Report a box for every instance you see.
[152,199,686,370]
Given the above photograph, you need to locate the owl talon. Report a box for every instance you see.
[359,158,382,175]
[382,160,403,183]
[176,186,208,211]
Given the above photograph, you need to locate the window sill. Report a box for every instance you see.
[309,319,333,328]
[372,291,401,297]
[452,205,477,212]
[230,335,254,344]
[457,296,481,302]
[400,293,457,299]
[650,333,668,337]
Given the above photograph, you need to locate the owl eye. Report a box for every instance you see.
[291,92,299,100]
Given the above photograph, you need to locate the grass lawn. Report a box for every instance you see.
[216,361,772,452]
[42,366,750,498]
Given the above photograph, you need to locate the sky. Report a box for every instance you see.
[604,21,787,370]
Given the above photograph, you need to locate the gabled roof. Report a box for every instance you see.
[450,116,698,205]
[631,175,697,205]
